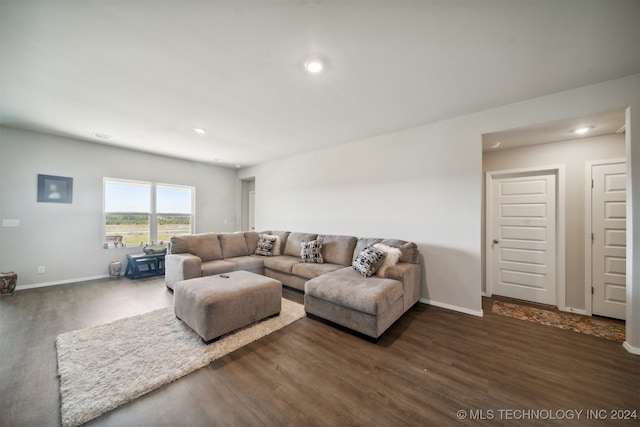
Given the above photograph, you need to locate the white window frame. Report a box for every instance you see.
[103,178,195,248]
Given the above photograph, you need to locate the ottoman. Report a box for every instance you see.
[173,270,282,343]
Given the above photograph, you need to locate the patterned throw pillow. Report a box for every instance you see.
[352,245,387,277]
[255,234,278,256]
[300,238,324,263]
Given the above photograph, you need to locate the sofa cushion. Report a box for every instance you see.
[352,245,387,277]
[305,268,403,315]
[284,232,317,257]
[380,239,419,264]
[255,234,278,256]
[270,231,290,255]
[263,255,301,274]
[224,255,265,271]
[218,232,250,258]
[244,231,261,254]
[319,234,358,266]
[300,238,324,263]
[292,262,344,280]
[200,259,237,276]
[373,243,402,277]
[171,233,223,262]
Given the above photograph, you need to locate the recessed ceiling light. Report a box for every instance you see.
[573,126,593,135]
[213,158,225,162]
[304,59,324,74]
[193,127,207,134]
[92,132,112,140]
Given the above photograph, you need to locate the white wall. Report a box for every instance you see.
[482,134,626,310]
[239,74,640,351]
[0,127,238,288]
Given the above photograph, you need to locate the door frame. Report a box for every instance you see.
[584,158,626,316]
[485,165,566,310]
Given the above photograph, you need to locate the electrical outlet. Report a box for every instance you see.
[2,219,20,227]
[37,266,45,274]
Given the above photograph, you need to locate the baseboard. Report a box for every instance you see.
[561,306,587,315]
[622,341,640,356]
[16,274,111,291]
[420,298,484,317]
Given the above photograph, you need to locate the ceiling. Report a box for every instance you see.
[482,109,627,152]
[1,1,638,168]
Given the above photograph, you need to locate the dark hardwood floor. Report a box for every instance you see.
[1,277,638,427]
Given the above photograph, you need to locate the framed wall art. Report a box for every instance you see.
[37,174,73,203]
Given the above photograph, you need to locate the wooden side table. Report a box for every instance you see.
[124,253,165,279]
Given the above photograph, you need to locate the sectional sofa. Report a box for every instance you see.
[165,231,422,339]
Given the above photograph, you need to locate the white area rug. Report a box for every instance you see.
[56,299,305,427]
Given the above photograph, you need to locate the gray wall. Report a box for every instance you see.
[482,134,626,310]
[0,126,237,288]
[238,74,640,351]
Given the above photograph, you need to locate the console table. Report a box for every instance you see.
[125,253,165,279]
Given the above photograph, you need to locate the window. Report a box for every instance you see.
[104,178,194,248]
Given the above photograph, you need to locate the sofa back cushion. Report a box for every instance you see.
[269,230,290,255]
[218,232,250,258]
[244,231,261,254]
[171,233,222,262]
[284,232,318,257]
[380,239,419,264]
[319,234,357,266]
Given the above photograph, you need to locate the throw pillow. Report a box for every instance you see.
[255,234,278,256]
[300,238,324,263]
[352,245,387,277]
[373,243,402,276]
[264,234,282,255]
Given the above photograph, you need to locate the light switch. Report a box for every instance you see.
[2,219,20,227]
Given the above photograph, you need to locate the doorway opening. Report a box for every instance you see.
[481,109,627,315]
[240,177,255,231]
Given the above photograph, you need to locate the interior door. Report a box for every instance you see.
[490,173,556,305]
[591,162,626,320]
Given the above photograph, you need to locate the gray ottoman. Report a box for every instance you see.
[174,270,282,343]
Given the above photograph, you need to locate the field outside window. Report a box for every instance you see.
[104,179,194,247]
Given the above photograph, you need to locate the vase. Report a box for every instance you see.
[109,261,122,277]
[0,272,17,295]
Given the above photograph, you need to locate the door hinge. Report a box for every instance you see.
[591,287,594,295]
[591,233,594,244]
[591,179,594,189]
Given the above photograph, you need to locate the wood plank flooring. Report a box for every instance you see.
[1,277,638,427]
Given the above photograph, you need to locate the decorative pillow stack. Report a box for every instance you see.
[373,243,402,276]
[300,238,324,263]
[254,234,278,256]
[352,245,387,277]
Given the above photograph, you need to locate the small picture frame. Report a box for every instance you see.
[37,174,73,204]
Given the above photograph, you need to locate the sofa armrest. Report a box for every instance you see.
[385,262,421,311]
[165,253,202,290]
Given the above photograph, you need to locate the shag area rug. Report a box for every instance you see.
[491,300,625,342]
[56,299,305,427]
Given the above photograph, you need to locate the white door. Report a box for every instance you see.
[591,162,626,320]
[490,174,557,305]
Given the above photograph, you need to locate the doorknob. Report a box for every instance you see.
[492,239,499,244]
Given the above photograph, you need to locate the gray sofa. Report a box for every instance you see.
[165,230,421,338]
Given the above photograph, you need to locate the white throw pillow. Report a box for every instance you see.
[373,243,402,277]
